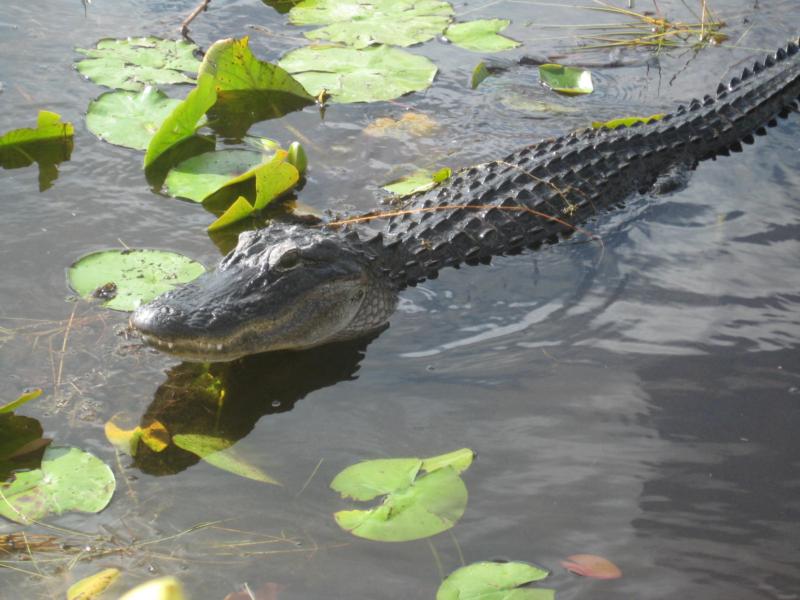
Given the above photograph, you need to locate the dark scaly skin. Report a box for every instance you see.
[132,39,800,362]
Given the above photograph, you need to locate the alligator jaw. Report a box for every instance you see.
[130,229,378,362]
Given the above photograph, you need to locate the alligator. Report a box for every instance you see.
[132,38,800,362]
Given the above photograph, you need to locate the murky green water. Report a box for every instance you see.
[2,0,800,598]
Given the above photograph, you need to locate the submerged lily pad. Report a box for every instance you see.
[437,561,553,600]
[87,88,183,151]
[364,112,438,138]
[76,37,201,91]
[539,64,593,95]
[290,0,453,49]
[331,448,473,542]
[561,554,622,579]
[279,45,438,103]
[0,446,115,524]
[68,249,206,312]
[383,167,451,196]
[173,434,281,485]
[445,19,519,52]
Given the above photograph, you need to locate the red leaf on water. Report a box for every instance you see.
[224,582,285,600]
[561,554,622,579]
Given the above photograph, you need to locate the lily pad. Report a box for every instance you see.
[278,45,438,103]
[165,149,265,202]
[331,448,474,542]
[383,167,451,196]
[87,88,183,151]
[67,568,121,600]
[76,37,201,91]
[592,113,665,130]
[0,413,50,482]
[0,387,42,414]
[290,0,453,49]
[173,434,281,485]
[105,414,170,457]
[561,554,622,579]
[471,61,491,89]
[0,446,115,524]
[364,112,438,138]
[68,249,206,312]
[144,37,312,167]
[119,577,186,600]
[437,561,554,600]
[445,19,520,52]
[539,64,593,95]
[0,111,74,191]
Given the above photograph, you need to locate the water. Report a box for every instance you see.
[1,0,800,598]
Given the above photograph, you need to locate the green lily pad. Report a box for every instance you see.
[592,113,665,130]
[0,446,115,524]
[290,0,453,49]
[262,0,304,13]
[383,167,451,197]
[437,561,554,600]
[68,249,206,312]
[0,388,42,414]
[331,448,474,542]
[279,45,438,103]
[76,37,201,91]
[165,149,265,202]
[173,434,281,485]
[86,89,183,151]
[0,111,74,191]
[471,61,491,89]
[445,19,520,52]
[206,151,301,231]
[0,413,50,482]
[144,37,312,167]
[539,64,593,95]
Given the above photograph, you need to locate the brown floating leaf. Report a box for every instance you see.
[561,554,622,579]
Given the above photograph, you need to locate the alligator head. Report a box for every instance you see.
[131,224,398,362]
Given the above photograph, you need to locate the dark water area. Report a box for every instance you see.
[1,0,800,598]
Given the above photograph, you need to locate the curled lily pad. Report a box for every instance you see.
[119,577,186,600]
[76,37,200,91]
[0,111,74,191]
[0,413,50,482]
[539,64,593,95]
[437,561,554,600]
[290,0,453,49]
[331,448,474,542]
[561,554,622,579]
[173,434,281,485]
[68,249,206,312]
[87,88,183,151]
[165,149,265,202]
[445,19,520,52]
[0,446,115,524]
[67,568,121,600]
[0,388,42,414]
[278,45,438,103]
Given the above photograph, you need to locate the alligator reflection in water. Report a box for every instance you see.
[131,335,376,476]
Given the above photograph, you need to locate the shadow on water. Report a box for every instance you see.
[131,333,379,476]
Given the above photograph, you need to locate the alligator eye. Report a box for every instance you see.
[276,249,301,270]
[352,290,365,302]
